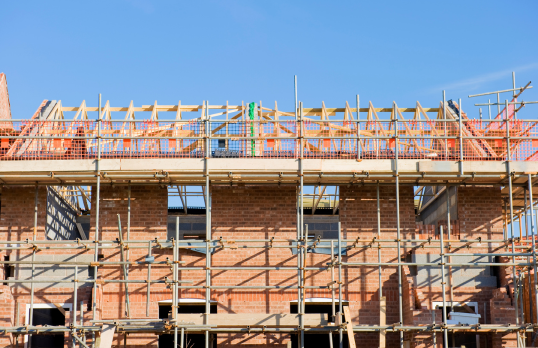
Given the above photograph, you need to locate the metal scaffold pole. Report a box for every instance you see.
[394,102,404,348]
[338,221,343,348]
[72,265,78,348]
[146,241,152,317]
[440,225,448,348]
[205,100,212,348]
[377,182,385,348]
[28,184,38,348]
[506,99,521,347]
[173,216,179,347]
[295,157,301,348]
[331,240,336,324]
[294,76,302,348]
[528,174,538,334]
[92,93,101,348]
[299,100,305,348]
[356,94,361,160]
[377,182,382,297]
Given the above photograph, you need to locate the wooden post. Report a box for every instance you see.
[342,306,357,348]
[380,296,386,348]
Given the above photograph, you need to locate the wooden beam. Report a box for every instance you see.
[61,105,439,114]
[172,313,328,327]
[312,185,327,215]
[461,303,476,314]
[98,324,116,348]
[53,303,66,316]
[343,306,357,348]
[379,296,386,348]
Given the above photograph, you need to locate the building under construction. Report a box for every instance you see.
[0,72,537,348]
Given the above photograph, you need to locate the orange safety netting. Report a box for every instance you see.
[0,118,536,161]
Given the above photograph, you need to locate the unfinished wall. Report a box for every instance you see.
[407,186,511,348]
[339,185,416,347]
[208,185,297,347]
[0,186,93,347]
[90,185,168,348]
[0,182,518,347]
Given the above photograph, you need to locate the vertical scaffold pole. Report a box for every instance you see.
[294,80,298,346]
[394,102,403,348]
[80,300,84,345]
[296,182,301,348]
[92,93,102,348]
[28,185,38,348]
[174,216,179,347]
[446,184,454,313]
[443,91,447,159]
[205,100,212,348]
[506,99,520,346]
[72,265,78,348]
[296,164,301,348]
[299,101,305,348]
[356,95,360,160]
[440,225,448,348]
[377,182,385,348]
[458,98,464,176]
[527,174,538,327]
[127,183,131,275]
[117,214,130,318]
[146,241,152,317]
[338,221,343,348]
[331,240,336,323]
[377,182,382,297]
[526,188,534,325]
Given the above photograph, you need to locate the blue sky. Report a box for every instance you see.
[1,0,538,120]
[2,1,538,216]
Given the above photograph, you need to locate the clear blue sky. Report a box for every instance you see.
[2,0,538,120]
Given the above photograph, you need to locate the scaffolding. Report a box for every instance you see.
[1,85,538,348]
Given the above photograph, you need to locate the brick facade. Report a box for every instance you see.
[0,184,520,347]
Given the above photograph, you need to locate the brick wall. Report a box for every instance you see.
[0,183,518,347]
[0,186,94,347]
[339,185,416,347]
[90,185,168,347]
[208,185,297,347]
[410,186,509,348]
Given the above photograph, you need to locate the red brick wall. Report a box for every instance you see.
[0,186,93,347]
[90,185,168,347]
[458,186,504,240]
[409,186,509,347]
[339,185,416,347]
[0,183,517,347]
[208,185,297,347]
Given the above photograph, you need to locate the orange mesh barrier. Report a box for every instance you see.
[0,120,537,161]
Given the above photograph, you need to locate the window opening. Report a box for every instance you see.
[158,301,217,348]
[28,307,66,347]
[290,299,348,347]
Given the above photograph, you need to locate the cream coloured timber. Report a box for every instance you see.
[172,313,329,327]
[0,159,537,185]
